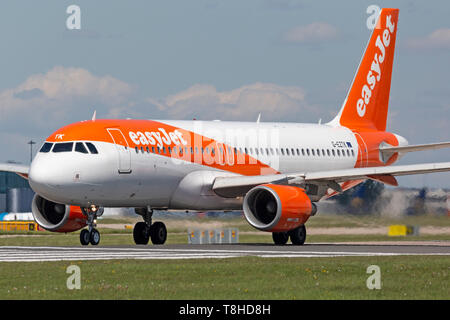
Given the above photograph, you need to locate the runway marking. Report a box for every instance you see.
[0,245,449,262]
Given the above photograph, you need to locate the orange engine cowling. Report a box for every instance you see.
[31,194,87,232]
[243,184,314,232]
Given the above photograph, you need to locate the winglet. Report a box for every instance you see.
[92,110,97,121]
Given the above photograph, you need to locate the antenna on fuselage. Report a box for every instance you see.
[92,110,97,121]
[256,113,261,124]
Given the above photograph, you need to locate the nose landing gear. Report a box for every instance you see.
[133,207,167,245]
[80,205,103,246]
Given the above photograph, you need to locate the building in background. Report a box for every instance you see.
[0,171,33,213]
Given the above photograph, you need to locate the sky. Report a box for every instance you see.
[0,0,449,188]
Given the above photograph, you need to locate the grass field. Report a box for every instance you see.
[0,214,448,300]
[0,256,448,299]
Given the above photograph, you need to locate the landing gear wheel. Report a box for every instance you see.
[90,228,101,246]
[289,225,306,245]
[80,229,90,246]
[133,222,150,245]
[80,205,103,246]
[150,222,167,245]
[272,232,289,245]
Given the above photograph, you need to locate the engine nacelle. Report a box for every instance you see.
[31,194,87,232]
[243,184,314,232]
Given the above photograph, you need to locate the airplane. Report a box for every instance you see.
[1,8,450,246]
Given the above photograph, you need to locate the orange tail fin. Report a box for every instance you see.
[330,8,399,131]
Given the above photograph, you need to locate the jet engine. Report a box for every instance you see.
[31,194,87,232]
[243,184,316,232]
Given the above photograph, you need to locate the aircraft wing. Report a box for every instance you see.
[0,163,30,179]
[212,162,450,198]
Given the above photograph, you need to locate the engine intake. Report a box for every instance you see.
[31,194,87,232]
[243,184,314,232]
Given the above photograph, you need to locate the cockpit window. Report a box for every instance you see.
[52,142,74,153]
[39,142,53,153]
[75,142,89,154]
[86,142,99,154]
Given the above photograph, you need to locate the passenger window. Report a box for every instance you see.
[311,149,315,156]
[75,142,89,154]
[351,149,355,156]
[86,142,99,154]
[39,142,53,153]
[286,149,290,156]
[306,149,310,156]
[337,149,340,156]
[327,149,330,156]
[53,142,74,153]
[301,149,305,156]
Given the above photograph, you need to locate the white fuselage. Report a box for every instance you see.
[28,120,364,210]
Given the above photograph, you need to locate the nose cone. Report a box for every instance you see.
[28,157,61,200]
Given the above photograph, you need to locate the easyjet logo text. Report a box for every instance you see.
[357,14,395,117]
[129,129,187,148]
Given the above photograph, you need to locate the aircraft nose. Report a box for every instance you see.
[28,157,68,199]
[28,158,55,195]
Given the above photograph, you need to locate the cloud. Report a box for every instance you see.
[405,28,450,50]
[283,22,338,43]
[0,66,134,128]
[149,82,316,121]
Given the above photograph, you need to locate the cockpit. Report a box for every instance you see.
[39,142,99,154]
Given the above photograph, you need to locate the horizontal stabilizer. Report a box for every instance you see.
[380,141,450,158]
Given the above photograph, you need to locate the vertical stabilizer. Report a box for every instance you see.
[329,8,399,131]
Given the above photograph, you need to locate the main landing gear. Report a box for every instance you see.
[80,205,104,246]
[272,224,306,245]
[133,207,167,245]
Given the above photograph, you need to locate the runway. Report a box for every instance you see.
[0,242,449,262]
